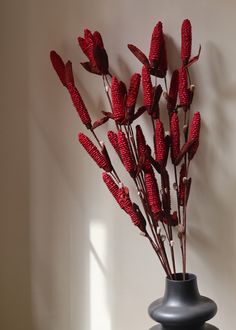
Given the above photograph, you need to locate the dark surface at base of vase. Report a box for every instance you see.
[149,324,219,330]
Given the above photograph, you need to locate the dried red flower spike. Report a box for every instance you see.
[149,21,164,64]
[136,125,146,159]
[128,207,146,232]
[102,173,146,232]
[50,51,66,86]
[111,76,126,122]
[181,19,192,66]
[118,188,146,231]
[142,66,153,109]
[179,66,190,108]
[102,172,119,202]
[167,70,179,113]
[132,203,147,232]
[117,130,136,176]
[145,168,161,216]
[170,112,180,165]
[179,164,187,206]
[188,112,201,160]
[67,82,92,129]
[126,73,141,109]
[117,186,133,212]
[78,133,110,171]
[155,119,167,166]
[107,130,121,160]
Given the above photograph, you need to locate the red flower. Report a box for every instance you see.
[117,187,133,212]
[155,119,167,165]
[67,82,92,129]
[167,70,179,113]
[149,21,164,64]
[102,173,119,202]
[102,173,146,232]
[78,133,110,171]
[145,168,161,216]
[179,66,190,108]
[170,112,180,165]
[181,19,192,66]
[117,130,136,176]
[188,112,201,160]
[111,76,126,123]
[136,125,146,159]
[128,206,146,232]
[126,73,141,109]
[78,29,109,75]
[107,131,120,157]
[142,66,153,109]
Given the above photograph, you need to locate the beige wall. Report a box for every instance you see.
[1,0,236,329]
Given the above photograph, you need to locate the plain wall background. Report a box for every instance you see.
[1,0,236,329]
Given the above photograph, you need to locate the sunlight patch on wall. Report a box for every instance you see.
[89,220,111,330]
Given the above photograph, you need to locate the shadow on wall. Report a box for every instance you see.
[0,1,33,330]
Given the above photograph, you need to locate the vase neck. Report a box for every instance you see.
[163,273,201,304]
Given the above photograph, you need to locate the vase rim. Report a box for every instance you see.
[166,272,197,282]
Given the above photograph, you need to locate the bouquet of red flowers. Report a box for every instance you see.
[50,19,201,280]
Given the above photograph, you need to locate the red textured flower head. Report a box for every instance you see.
[188,112,201,160]
[111,76,126,123]
[78,29,109,75]
[181,19,192,66]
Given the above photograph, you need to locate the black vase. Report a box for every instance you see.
[148,273,218,330]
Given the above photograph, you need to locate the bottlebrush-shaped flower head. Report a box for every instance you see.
[145,168,161,216]
[78,29,109,75]
[181,19,192,66]
[155,119,167,166]
[170,112,180,165]
[102,174,146,232]
[149,21,164,64]
[188,112,201,160]
[78,133,110,171]
[179,66,190,108]
[102,172,119,202]
[136,125,146,159]
[129,204,146,232]
[111,76,126,123]
[107,130,120,157]
[67,82,92,129]
[117,186,133,212]
[149,21,168,78]
[126,73,141,109]
[117,130,136,176]
[142,66,153,109]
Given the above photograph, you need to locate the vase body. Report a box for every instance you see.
[148,273,218,330]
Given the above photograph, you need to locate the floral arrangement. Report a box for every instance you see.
[50,19,201,280]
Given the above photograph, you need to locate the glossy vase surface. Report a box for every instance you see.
[148,273,218,330]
